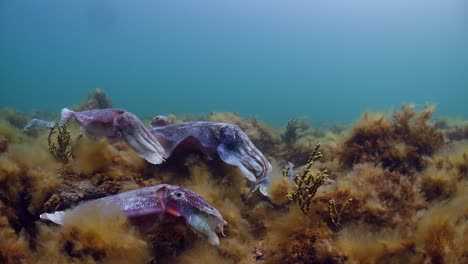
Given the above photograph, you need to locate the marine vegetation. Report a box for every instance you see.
[446,123,468,142]
[285,144,329,214]
[0,95,467,264]
[281,118,300,145]
[337,104,444,173]
[47,124,74,164]
[0,135,7,153]
[0,108,28,129]
[27,109,273,196]
[74,88,113,111]
[328,198,353,228]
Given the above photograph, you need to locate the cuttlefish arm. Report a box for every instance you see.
[114,111,165,164]
[63,108,165,164]
[40,184,227,246]
[157,185,227,246]
[216,124,272,196]
[150,120,272,196]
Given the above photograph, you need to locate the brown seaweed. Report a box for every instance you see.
[74,88,113,111]
[1,100,467,263]
[337,105,444,173]
[47,124,74,164]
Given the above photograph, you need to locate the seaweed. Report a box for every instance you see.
[1,103,467,264]
[279,141,316,165]
[246,117,281,155]
[286,144,329,214]
[75,88,112,111]
[0,108,28,129]
[446,124,468,141]
[328,163,426,227]
[328,198,353,228]
[0,214,34,264]
[0,135,7,153]
[48,124,73,163]
[338,105,444,173]
[280,220,334,264]
[281,119,300,145]
[420,142,468,201]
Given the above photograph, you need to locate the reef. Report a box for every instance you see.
[1,95,467,264]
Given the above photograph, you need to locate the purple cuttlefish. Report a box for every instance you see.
[40,184,227,246]
[25,108,272,196]
[149,116,272,196]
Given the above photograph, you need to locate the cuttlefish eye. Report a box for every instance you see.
[173,191,184,199]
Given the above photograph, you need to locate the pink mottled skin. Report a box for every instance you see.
[25,108,272,196]
[40,184,227,246]
[150,120,272,196]
[61,109,272,196]
[60,108,165,164]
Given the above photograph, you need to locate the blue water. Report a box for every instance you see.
[1,0,467,126]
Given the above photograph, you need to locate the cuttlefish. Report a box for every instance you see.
[150,116,272,195]
[60,108,165,164]
[40,184,227,246]
[25,108,272,195]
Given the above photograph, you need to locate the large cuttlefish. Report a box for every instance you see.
[149,116,272,195]
[40,184,227,246]
[25,108,272,195]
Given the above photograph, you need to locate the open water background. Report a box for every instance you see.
[1,0,467,126]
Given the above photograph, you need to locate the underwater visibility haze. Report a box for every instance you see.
[1,0,468,124]
[0,1,467,264]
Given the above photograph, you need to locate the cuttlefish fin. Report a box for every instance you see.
[40,211,66,225]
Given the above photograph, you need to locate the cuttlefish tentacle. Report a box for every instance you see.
[40,184,227,246]
[156,185,227,246]
[217,124,272,195]
[116,111,165,164]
